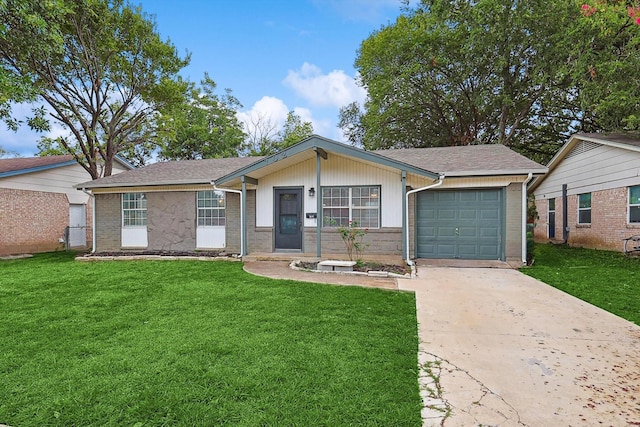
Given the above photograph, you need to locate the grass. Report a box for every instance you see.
[0,252,422,427]
[521,244,640,325]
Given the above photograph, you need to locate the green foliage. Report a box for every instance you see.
[571,1,640,131]
[521,244,640,325]
[337,220,369,261]
[0,0,190,177]
[526,231,535,266]
[341,0,640,163]
[246,111,313,156]
[158,74,246,160]
[0,253,421,426]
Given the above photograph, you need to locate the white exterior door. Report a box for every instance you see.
[69,204,86,247]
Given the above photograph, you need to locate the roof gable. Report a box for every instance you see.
[215,135,440,185]
[529,132,640,192]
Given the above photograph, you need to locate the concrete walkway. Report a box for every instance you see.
[399,268,640,426]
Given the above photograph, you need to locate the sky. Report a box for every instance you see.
[2,0,414,157]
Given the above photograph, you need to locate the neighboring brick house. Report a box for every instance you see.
[529,133,640,252]
[0,155,133,255]
[78,135,546,266]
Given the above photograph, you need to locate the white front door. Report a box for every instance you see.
[69,204,86,247]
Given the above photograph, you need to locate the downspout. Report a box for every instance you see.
[522,173,534,264]
[80,188,96,253]
[404,174,445,267]
[211,181,244,257]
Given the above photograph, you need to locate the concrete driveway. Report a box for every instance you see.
[398,267,640,427]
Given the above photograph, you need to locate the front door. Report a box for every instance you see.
[69,204,86,247]
[274,188,302,251]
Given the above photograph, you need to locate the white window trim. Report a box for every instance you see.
[577,193,591,225]
[629,186,640,224]
[321,185,380,229]
[197,190,226,227]
[122,193,147,228]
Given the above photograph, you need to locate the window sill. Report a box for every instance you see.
[575,224,591,228]
[626,224,640,229]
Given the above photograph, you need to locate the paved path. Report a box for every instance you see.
[399,268,640,426]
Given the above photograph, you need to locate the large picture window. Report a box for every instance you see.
[322,186,380,228]
[630,186,640,224]
[122,193,147,227]
[578,193,591,224]
[197,190,225,226]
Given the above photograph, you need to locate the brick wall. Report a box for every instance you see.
[94,193,121,252]
[505,183,523,264]
[0,188,68,255]
[534,187,640,252]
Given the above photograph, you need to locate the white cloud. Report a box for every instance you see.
[236,96,290,135]
[283,63,367,109]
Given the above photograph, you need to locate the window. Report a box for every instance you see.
[630,186,640,223]
[322,186,380,228]
[197,190,225,226]
[578,193,591,224]
[122,193,147,227]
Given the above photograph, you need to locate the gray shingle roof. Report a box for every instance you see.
[376,144,546,176]
[78,143,545,189]
[77,156,263,189]
[575,132,640,149]
[0,155,74,175]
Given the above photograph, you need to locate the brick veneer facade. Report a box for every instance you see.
[0,188,69,255]
[534,187,640,252]
[93,185,525,262]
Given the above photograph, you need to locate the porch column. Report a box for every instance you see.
[314,147,327,257]
[401,171,407,259]
[239,175,259,257]
[241,178,247,256]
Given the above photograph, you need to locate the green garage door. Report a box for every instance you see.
[416,189,503,259]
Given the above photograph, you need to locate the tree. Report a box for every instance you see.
[573,1,640,131]
[0,0,190,178]
[158,74,246,160]
[246,111,313,156]
[0,0,68,132]
[341,0,640,163]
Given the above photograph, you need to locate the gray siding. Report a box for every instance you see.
[534,143,640,199]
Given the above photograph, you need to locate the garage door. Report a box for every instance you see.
[416,189,503,259]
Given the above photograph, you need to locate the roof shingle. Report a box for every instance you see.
[0,155,74,174]
[376,144,545,175]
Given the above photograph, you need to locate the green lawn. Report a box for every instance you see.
[521,244,640,325]
[0,252,422,427]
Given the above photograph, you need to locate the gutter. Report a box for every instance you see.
[80,188,96,253]
[522,173,534,264]
[404,174,445,267]
[211,181,244,257]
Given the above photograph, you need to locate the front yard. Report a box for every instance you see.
[0,252,422,427]
[522,244,640,325]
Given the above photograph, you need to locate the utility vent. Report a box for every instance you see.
[565,140,600,159]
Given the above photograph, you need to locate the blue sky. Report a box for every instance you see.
[2,0,412,157]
